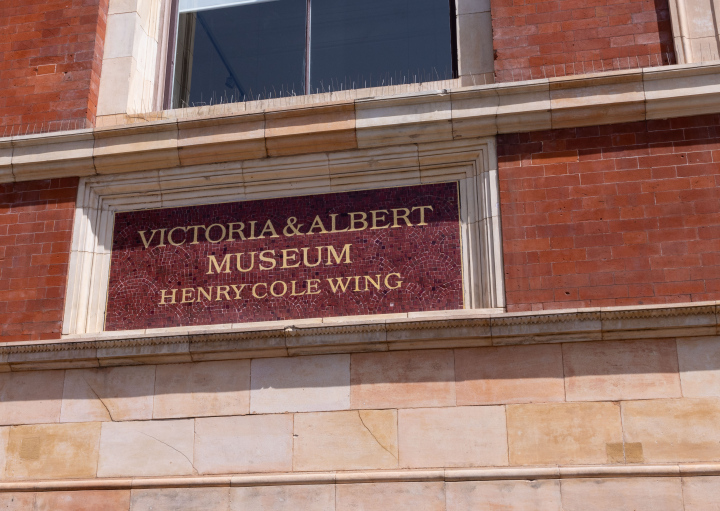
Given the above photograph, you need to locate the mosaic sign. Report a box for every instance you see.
[105,182,464,330]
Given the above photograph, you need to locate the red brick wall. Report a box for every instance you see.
[0,178,78,342]
[491,0,675,83]
[499,114,720,311]
[0,0,109,135]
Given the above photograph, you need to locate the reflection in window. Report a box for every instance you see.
[171,0,455,106]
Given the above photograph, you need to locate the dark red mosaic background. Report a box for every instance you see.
[105,182,463,330]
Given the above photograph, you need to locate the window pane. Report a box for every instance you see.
[172,0,306,107]
[310,0,453,92]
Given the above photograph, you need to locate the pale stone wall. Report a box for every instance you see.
[0,337,719,508]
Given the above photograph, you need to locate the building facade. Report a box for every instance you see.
[1,0,720,508]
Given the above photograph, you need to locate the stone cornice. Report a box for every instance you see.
[1,62,719,183]
[1,301,717,371]
[0,462,716,492]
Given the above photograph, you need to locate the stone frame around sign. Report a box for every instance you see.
[62,137,504,336]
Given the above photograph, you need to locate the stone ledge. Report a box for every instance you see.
[0,301,716,371]
[0,463,718,492]
[1,62,719,183]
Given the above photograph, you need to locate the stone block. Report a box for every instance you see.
[398,406,508,468]
[622,398,720,463]
[0,370,64,426]
[130,488,230,511]
[154,360,250,419]
[682,476,720,511]
[560,477,684,511]
[457,12,494,76]
[250,354,350,414]
[194,415,293,474]
[507,402,623,465]
[97,419,195,477]
[61,366,155,422]
[350,350,455,409]
[455,344,565,405]
[35,491,131,511]
[677,338,720,398]
[0,494,36,510]
[5,422,101,480]
[563,339,682,402]
[446,480,562,511]
[293,410,398,471]
[336,482,445,511]
[230,485,334,511]
[0,427,8,479]
[178,115,266,165]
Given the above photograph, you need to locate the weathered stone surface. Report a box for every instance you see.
[622,398,720,463]
[250,354,350,414]
[563,339,682,401]
[35,491,131,511]
[399,406,508,468]
[0,493,36,510]
[455,345,565,405]
[507,402,623,465]
[130,488,230,511]
[154,360,250,419]
[682,476,720,511]
[97,419,195,477]
[0,371,65,425]
[61,366,155,422]
[336,482,445,511]
[447,480,562,511]
[5,422,101,480]
[230,485,334,511]
[194,415,293,474]
[350,350,455,409]
[0,427,8,479]
[677,338,720,398]
[294,410,398,471]
[560,477,684,511]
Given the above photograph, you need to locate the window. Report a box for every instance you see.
[168,0,456,108]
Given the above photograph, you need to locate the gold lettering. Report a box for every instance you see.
[248,221,258,240]
[306,215,328,234]
[326,244,352,265]
[290,280,306,296]
[228,222,246,241]
[259,250,277,270]
[270,280,287,297]
[181,288,195,303]
[307,279,320,295]
[281,248,300,268]
[385,273,403,289]
[157,228,167,247]
[205,223,227,243]
[365,274,382,291]
[330,213,348,233]
[353,275,362,292]
[302,247,322,267]
[236,252,256,272]
[412,206,434,226]
[207,254,232,274]
[198,287,213,301]
[348,212,368,231]
[370,210,390,230]
[392,208,412,228]
[216,285,231,301]
[139,230,160,249]
[231,284,247,299]
[187,225,206,244]
[168,226,187,246]
[327,277,352,293]
[259,219,280,238]
[159,289,177,304]
[252,283,267,298]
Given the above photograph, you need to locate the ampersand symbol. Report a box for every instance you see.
[283,217,305,236]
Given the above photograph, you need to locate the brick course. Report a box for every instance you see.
[499,114,720,311]
[0,0,108,134]
[490,0,675,82]
[0,178,78,342]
